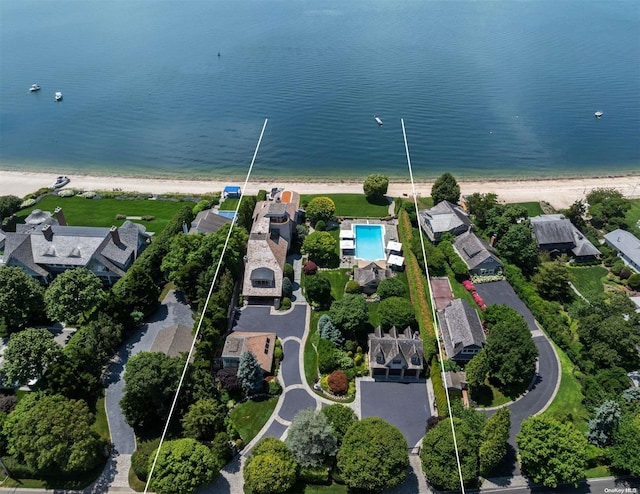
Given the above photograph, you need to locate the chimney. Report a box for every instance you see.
[54,207,67,226]
[489,235,496,247]
[110,226,120,245]
[42,224,53,241]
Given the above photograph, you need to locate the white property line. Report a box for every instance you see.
[401,119,466,494]
[145,118,269,492]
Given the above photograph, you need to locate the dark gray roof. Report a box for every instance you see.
[354,262,390,286]
[439,299,485,359]
[604,229,640,269]
[368,327,424,370]
[420,201,471,236]
[250,267,275,282]
[24,209,53,225]
[454,231,502,270]
[571,225,600,257]
[189,209,232,234]
[530,215,575,246]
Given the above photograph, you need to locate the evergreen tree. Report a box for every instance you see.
[285,409,338,467]
[587,400,621,447]
[237,351,263,394]
[431,172,461,205]
[318,314,343,346]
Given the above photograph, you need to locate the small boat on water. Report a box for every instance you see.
[594,111,603,118]
[29,84,41,92]
[55,92,63,101]
[374,115,383,126]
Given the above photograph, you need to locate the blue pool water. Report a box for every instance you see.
[354,225,385,261]
[218,211,236,220]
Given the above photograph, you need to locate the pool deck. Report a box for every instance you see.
[339,218,399,268]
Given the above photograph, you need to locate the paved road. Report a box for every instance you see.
[475,281,560,477]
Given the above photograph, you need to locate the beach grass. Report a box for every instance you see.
[301,194,390,218]
[568,266,608,302]
[230,396,278,444]
[16,196,190,233]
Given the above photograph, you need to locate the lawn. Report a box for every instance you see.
[230,397,278,444]
[16,195,190,233]
[472,380,511,408]
[625,198,640,235]
[301,194,390,218]
[305,311,323,387]
[220,197,240,211]
[512,201,544,217]
[542,340,589,433]
[92,394,110,444]
[569,266,608,302]
[320,268,350,301]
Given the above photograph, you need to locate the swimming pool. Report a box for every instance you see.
[354,224,385,261]
[218,211,236,220]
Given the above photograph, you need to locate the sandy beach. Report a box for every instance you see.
[2,170,640,210]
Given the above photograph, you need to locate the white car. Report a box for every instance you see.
[51,176,70,189]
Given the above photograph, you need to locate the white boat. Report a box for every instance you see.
[374,115,383,126]
[54,92,63,101]
[51,176,70,189]
[594,111,603,118]
[29,84,41,92]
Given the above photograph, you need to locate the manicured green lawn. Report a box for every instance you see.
[512,201,544,217]
[16,196,189,233]
[230,397,278,443]
[220,198,240,211]
[542,340,589,433]
[569,266,608,302]
[92,394,110,444]
[473,380,511,408]
[301,194,390,218]
[367,301,380,329]
[305,311,323,387]
[320,269,350,301]
[625,198,640,235]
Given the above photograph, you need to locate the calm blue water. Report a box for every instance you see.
[355,224,385,261]
[1,1,639,181]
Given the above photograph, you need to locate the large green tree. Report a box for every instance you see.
[301,231,337,266]
[431,173,461,205]
[320,404,358,445]
[181,398,227,441]
[495,223,539,274]
[2,328,62,386]
[533,259,573,302]
[516,415,587,488]
[0,195,22,222]
[45,268,105,325]
[608,413,640,475]
[378,296,415,330]
[285,408,338,468]
[0,266,46,334]
[328,294,369,339]
[465,192,499,230]
[305,197,336,224]
[376,277,407,300]
[3,393,103,474]
[304,275,332,308]
[586,188,631,230]
[484,306,538,393]
[237,351,264,394]
[420,417,479,490]
[243,437,298,494]
[479,408,510,477]
[148,438,220,494]
[465,348,489,398]
[120,352,182,431]
[363,174,389,202]
[587,400,621,447]
[337,417,408,492]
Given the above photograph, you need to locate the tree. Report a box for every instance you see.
[587,400,621,447]
[431,172,461,205]
[285,409,338,468]
[237,195,257,231]
[318,314,342,346]
[516,415,587,488]
[328,294,369,339]
[533,259,573,302]
[465,349,489,397]
[420,417,479,490]
[465,192,499,230]
[495,223,539,274]
[121,352,182,431]
[3,393,103,474]
[0,195,21,222]
[564,200,587,230]
[378,296,415,330]
[215,367,241,393]
[243,437,298,494]
[301,231,337,266]
[484,307,538,392]
[586,188,631,230]
[110,264,161,319]
[376,277,407,300]
[327,370,348,395]
[320,404,357,444]
[237,351,263,394]
[363,174,389,202]
[0,266,46,334]
[45,268,105,325]
[148,438,220,494]
[337,417,408,492]
[479,408,510,477]
[2,328,62,386]
[306,197,335,225]
[317,338,337,373]
[608,413,640,475]
[304,275,332,308]
[282,277,293,298]
[181,398,227,441]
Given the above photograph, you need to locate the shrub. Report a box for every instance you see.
[20,198,37,208]
[317,338,337,374]
[192,199,209,215]
[0,395,17,414]
[299,465,330,484]
[327,370,349,395]
[315,220,327,231]
[78,191,96,199]
[376,277,407,299]
[141,215,155,221]
[303,261,318,275]
[130,438,160,481]
[116,213,127,220]
[57,189,75,197]
[268,379,282,395]
[306,197,335,224]
[344,280,360,294]
[284,263,294,281]
[282,277,293,298]
[628,273,640,290]
[279,297,292,311]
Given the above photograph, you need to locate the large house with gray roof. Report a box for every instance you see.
[368,326,425,380]
[419,201,472,242]
[189,208,232,234]
[438,298,485,362]
[0,208,151,285]
[453,231,503,276]
[604,229,640,273]
[530,214,600,261]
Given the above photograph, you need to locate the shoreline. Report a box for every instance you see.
[3,169,640,210]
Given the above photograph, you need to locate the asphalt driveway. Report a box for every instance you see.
[232,305,307,340]
[359,381,430,448]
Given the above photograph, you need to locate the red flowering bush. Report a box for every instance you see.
[327,370,348,395]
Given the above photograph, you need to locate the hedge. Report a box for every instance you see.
[430,358,449,417]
